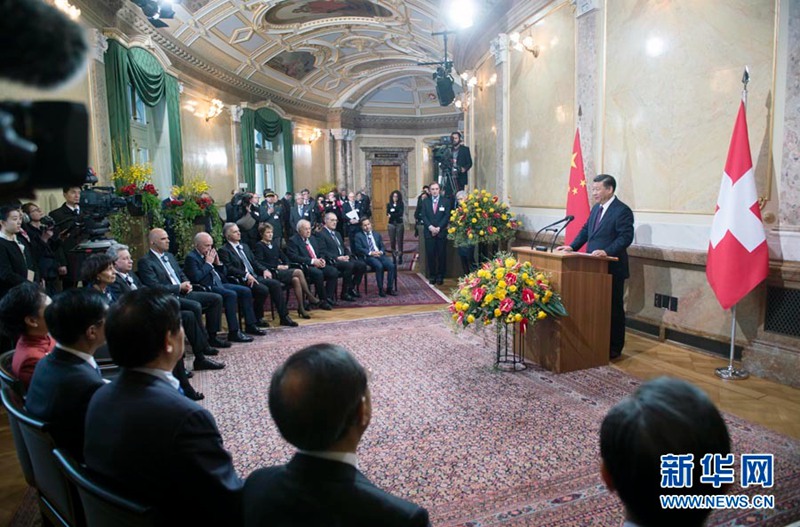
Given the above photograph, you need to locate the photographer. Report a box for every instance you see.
[21,203,60,295]
[49,186,83,289]
[235,193,261,249]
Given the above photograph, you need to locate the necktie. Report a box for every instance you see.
[330,231,342,255]
[236,245,256,275]
[161,255,180,285]
[211,268,223,287]
[593,206,603,230]
[367,233,377,253]
[305,240,317,259]
[126,274,137,290]
[433,198,438,213]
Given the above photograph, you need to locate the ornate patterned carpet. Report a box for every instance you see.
[191,312,800,526]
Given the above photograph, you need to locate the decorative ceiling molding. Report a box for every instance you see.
[354,113,460,131]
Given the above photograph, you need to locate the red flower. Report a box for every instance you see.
[167,199,184,207]
[120,184,137,196]
[482,212,488,219]
[457,312,465,324]
[448,303,456,313]
[504,273,517,286]
[472,287,486,303]
[522,288,535,305]
[499,297,514,313]
[492,196,499,203]
[142,183,158,195]
[494,213,501,219]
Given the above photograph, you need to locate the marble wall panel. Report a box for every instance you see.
[474,59,498,194]
[604,0,776,213]
[292,139,328,194]
[180,108,237,202]
[508,3,576,208]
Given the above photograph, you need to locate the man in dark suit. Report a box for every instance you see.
[49,186,84,290]
[316,212,366,301]
[84,289,243,526]
[218,223,297,327]
[0,205,38,299]
[259,189,285,243]
[106,243,225,369]
[137,229,229,365]
[185,232,269,340]
[341,191,363,241]
[288,193,316,232]
[450,131,473,191]
[353,217,397,297]
[286,219,335,310]
[244,344,430,527]
[558,174,634,359]
[25,289,106,459]
[420,182,451,285]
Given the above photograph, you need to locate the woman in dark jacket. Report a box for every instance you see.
[22,203,60,296]
[386,190,405,264]
[0,204,38,300]
[253,223,318,319]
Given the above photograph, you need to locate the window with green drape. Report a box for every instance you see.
[240,108,293,193]
[105,40,184,184]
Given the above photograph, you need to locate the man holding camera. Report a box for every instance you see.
[49,186,83,290]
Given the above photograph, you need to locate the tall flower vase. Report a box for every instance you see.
[495,322,526,371]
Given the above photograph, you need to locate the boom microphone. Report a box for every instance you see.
[0,0,88,88]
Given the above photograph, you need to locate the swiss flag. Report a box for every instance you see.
[706,99,768,310]
[565,128,590,251]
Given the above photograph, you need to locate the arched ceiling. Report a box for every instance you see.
[153,0,469,117]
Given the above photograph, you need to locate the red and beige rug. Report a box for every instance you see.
[192,312,800,527]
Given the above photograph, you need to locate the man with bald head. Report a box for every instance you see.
[185,232,270,342]
[243,344,430,526]
[137,228,228,355]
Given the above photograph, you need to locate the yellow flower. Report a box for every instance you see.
[493,308,502,318]
[479,230,485,236]
[506,222,513,228]
[483,197,489,203]
[475,207,482,212]
[505,258,516,268]
[484,293,495,303]
[489,208,495,213]
[467,314,475,324]
[471,218,477,224]
[536,274,545,281]
[468,233,474,239]
[508,285,517,292]
[521,272,529,280]
[501,214,508,220]
[484,319,492,325]
[514,313,522,322]
[505,315,514,323]
[448,227,456,234]
[473,189,480,195]
[526,279,534,286]
[537,311,547,320]
[494,268,505,279]
[498,280,506,288]
[495,289,507,300]
[452,313,458,320]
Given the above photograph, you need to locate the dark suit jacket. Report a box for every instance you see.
[184,249,229,287]
[259,203,286,241]
[243,453,430,527]
[316,228,352,262]
[253,241,290,271]
[25,346,104,459]
[570,197,634,278]
[106,271,143,302]
[218,242,265,283]
[84,370,242,526]
[341,201,363,227]
[49,203,82,266]
[137,250,187,295]
[0,236,38,298]
[289,203,316,231]
[453,145,473,174]
[419,195,451,239]
[286,235,325,267]
[353,230,387,258]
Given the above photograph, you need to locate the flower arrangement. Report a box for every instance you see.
[447,189,521,248]
[112,162,153,188]
[449,253,567,334]
[162,174,222,258]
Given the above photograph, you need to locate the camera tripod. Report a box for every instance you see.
[437,162,459,197]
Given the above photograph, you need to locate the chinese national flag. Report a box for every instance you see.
[565,128,590,251]
[706,99,768,310]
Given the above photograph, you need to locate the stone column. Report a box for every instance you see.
[575,8,601,179]
[88,29,113,180]
[343,129,356,191]
[330,129,347,191]
[489,34,510,203]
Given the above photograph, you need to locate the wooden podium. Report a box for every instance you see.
[512,247,615,373]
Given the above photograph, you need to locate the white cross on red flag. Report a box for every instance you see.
[706,98,768,310]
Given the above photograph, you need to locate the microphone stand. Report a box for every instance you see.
[530,228,558,251]
[549,217,574,252]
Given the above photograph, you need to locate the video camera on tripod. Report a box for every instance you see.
[73,169,144,243]
[432,136,458,196]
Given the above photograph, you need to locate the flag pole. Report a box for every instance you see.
[715,66,751,381]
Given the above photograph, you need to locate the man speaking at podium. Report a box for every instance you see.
[557,174,634,359]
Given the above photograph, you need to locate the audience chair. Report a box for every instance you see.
[2,387,84,527]
[355,251,398,296]
[53,448,161,527]
[0,349,26,398]
[1,386,36,488]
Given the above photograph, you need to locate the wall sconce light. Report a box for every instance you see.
[509,32,540,57]
[454,93,472,112]
[205,99,224,121]
[296,128,322,143]
[183,99,225,121]
[49,0,81,19]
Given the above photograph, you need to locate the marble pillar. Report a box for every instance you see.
[330,129,347,191]
[343,129,356,191]
[575,8,600,180]
[490,34,510,203]
[88,29,113,180]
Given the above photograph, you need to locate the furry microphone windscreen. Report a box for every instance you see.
[0,0,88,89]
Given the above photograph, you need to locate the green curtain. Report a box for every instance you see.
[240,108,294,193]
[105,40,184,184]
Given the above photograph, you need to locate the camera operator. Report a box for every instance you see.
[235,193,261,249]
[450,131,472,192]
[49,186,83,290]
[21,203,59,295]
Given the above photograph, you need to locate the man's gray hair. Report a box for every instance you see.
[223,222,237,238]
[296,219,311,232]
[106,243,130,262]
[194,232,212,246]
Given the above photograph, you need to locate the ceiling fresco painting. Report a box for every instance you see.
[266,51,317,80]
[264,0,393,25]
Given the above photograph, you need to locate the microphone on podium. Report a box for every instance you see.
[530,215,574,251]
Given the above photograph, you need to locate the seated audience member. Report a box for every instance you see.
[600,377,731,527]
[316,212,366,301]
[185,232,266,342]
[353,218,397,297]
[85,289,242,525]
[286,220,335,310]
[244,344,430,527]
[25,289,107,458]
[0,204,38,300]
[0,282,54,389]
[21,203,60,295]
[138,228,230,354]
[253,223,318,319]
[81,253,116,303]
[218,223,297,327]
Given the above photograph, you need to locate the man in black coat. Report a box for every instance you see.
[137,229,228,366]
[84,289,243,526]
[25,289,106,459]
[243,344,430,527]
[315,212,366,301]
[286,219,336,310]
[558,174,635,359]
[218,223,297,327]
[259,189,286,243]
[449,131,473,191]
[49,186,85,290]
[288,193,316,233]
[419,182,451,285]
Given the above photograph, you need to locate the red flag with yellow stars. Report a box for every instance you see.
[566,128,590,251]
